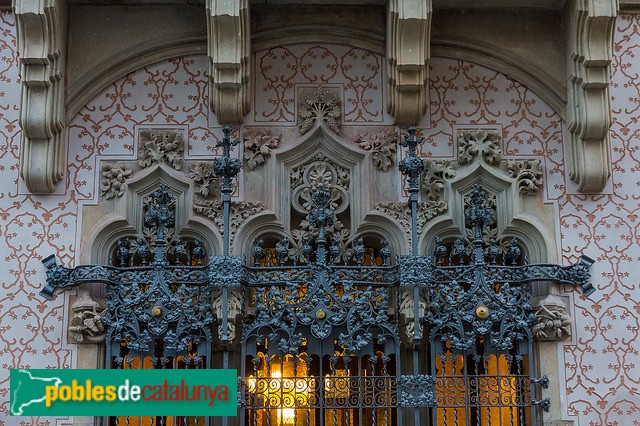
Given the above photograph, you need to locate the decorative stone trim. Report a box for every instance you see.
[298,86,341,135]
[16,0,67,193]
[507,159,543,195]
[100,164,132,200]
[386,0,432,125]
[422,160,455,202]
[243,130,280,170]
[189,162,220,199]
[206,0,250,124]
[376,200,447,244]
[138,129,184,170]
[458,129,502,166]
[356,129,398,171]
[566,0,617,192]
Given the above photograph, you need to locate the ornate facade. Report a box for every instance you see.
[1,1,640,426]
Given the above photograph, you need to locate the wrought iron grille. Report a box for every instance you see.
[40,126,596,426]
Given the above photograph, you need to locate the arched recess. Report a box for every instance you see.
[66,35,206,122]
[432,37,566,117]
[419,160,559,286]
[81,163,222,266]
[273,123,369,235]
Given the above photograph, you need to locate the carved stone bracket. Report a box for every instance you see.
[69,290,106,344]
[532,294,572,341]
[206,0,250,124]
[386,0,432,125]
[566,0,617,192]
[15,0,68,193]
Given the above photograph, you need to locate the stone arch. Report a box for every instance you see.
[431,37,565,116]
[82,163,221,266]
[66,36,206,122]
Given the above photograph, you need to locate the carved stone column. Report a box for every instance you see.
[206,0,250,124]
[15,0,67,193]
[386,0,432,125]
[566,0,617,192]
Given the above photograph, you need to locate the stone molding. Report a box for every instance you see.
[566,0,617,192]
[206,0,250,124]
[386,0,432,125]
[15,0,67,193]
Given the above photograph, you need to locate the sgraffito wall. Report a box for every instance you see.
[0,8,639,425]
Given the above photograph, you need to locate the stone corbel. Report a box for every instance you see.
[206,0,250,124]
[15,0,67,193]
[386,0,432,125]
[69,288,106,344]
[531,293,572,341]
[566,0,617,192]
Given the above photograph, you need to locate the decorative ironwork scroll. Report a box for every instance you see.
[39,124,596,426]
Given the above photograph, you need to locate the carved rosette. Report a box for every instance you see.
[298,87,341,134]
[100,164,132,199]
[138,129,185,170]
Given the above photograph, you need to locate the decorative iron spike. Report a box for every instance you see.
[252,239,265,266]
[505,237,522,265]
[329,239,341,264]
[352,236,365,265]
[380,239,391,266]
[398,127,429,192]
[434,236,447,263]
[464,184,494,239]
[214,126,242,192]
[275,236,289,264]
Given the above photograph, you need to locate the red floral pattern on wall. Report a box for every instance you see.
[0,9,639,426]
[251,44,394,125]
[559,14,640,425]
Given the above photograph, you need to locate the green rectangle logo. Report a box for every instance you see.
[10,369,237,416]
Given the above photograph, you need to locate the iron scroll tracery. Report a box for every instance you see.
[41,126,595,425]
